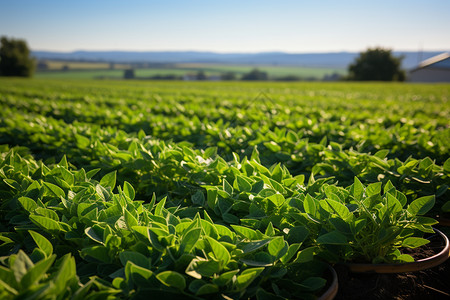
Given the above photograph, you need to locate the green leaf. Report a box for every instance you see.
[212,269,239,286]
[206,236,230,266]
[384,180,395,194]
[374,149,389,159]
[265,222,275,237]
[126,261,153,287]
[214,224,234,240]
[20,255,56,288]
[124,209,138,228]
[267,237,287,260]
[241,239,271,254]
[154,197,167,216]
[85,226,104,244]
[351,177,364,200]
[385,193,403,214]
[303,194,317,217]
[30,215,62,232]
[294,247,316,263]
[123,181,135,200]
[366,182,382,197]
[267,194,285,207]
[35,207,59,221]
[86,168,100,179]
[222,213,240,224]
[402,237,430,249]
[396,254,414,262]
[204,147,217,158]
[271,164,283,183]
[75,134,90,148]
[51,254,77,294]
[264,141,281,152]
[286,226,309,244]
[3,179,20,190]
[234,268,264,291]
[179,228,201,254]
[196,283,219,296]
[81,246,110,263]
[407,195,435,216]
[235,175,252,193]
[148,192,157,212]
[206,188,218,210]
[231,225,258,240]
[100,171,117,189]
[280,243,301,264]
[147,229,165,252]
[12,251,34,283]
[223,179,233,195]
[186,259,221,279]
[191,190,205,206]
[29,231,53,257]
[444,158,450,173]
[119,251,150,269]
[442,201,450,213]
[156,271,186,291]
[43,182,65,198]
[320,199,352,220]
[316,231,347,245]
[18,197,37,212]
[0,265,18,293]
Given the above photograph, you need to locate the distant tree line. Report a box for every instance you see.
[1,37,405,82]
[122,68,343,81]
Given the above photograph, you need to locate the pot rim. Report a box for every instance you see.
[341,228,449,273]
[317,264,339,300]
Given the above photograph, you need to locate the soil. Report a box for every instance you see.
[333,228,450,300]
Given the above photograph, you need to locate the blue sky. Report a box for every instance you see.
[1,0,449,53]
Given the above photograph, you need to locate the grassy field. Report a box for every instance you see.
[0,78,449,299]
[35,61,347,80]
[44,60,132,70]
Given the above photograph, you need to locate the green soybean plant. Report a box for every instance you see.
[305,177,437,263]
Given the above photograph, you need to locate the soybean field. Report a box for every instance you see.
[0,78,449,299]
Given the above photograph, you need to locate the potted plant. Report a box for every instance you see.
[303,178,449,273]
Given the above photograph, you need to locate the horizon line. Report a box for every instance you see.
[31,48,450,54]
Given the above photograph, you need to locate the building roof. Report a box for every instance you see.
[412,52,450,71]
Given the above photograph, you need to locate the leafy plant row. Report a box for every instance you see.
[1,79,449,164]
[0,147,441,298]
[0,108,448,213]
[0,79,449,299]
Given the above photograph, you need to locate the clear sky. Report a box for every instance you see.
[1,0,449,53]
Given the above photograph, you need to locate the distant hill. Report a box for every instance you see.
[32,50,447,69]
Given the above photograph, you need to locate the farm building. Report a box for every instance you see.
[409,52,450,82]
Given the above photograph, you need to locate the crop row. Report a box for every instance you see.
[1,80,449,164]
[0,146,440,299]
[0,79,449,299]
[0,99,448,213]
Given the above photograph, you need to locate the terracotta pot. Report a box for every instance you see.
[317,265,339,300]
[343,228,449,274]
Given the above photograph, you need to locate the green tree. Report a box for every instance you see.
[196,70,207,80]
[123,68,135,79]
[348,48,405,81]
[241,68,268,81]
[0,36,35,77]
[221,72,236,80]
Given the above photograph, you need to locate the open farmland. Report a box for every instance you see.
[0,79,449,299]
[35,62,346,80]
